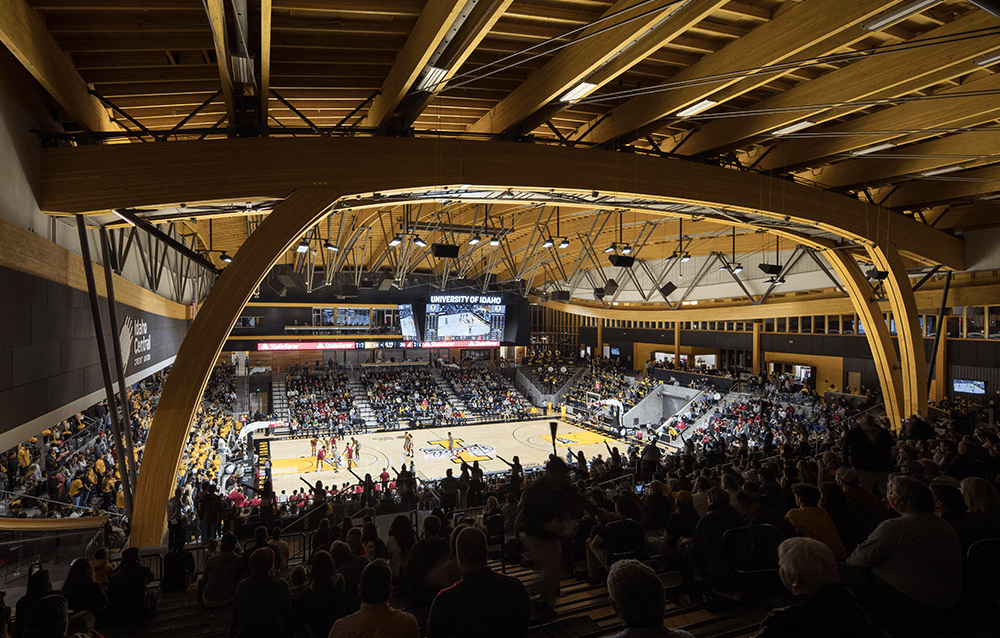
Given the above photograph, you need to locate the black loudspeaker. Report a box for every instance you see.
[551,290,570,301]
[341,285,359,297]
[659,281,677,297]
[267,279,287,297]
[378,278,394,291]
[758,263,782,276]
[604,279,619,296]
[609,254,635,268]
[432,243,460,258]
[594,287,605,300]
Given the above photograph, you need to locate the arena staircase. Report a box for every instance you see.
[234,375,249,415]
[271,372,288,421]
[430,368,468,415]
[346,370,379,430]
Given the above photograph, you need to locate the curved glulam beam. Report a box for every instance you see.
[39,138,964,269]
[867,241,927,418]
[130,188,341,547]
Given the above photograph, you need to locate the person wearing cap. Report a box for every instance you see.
[23,593,69,638]
[835,467,890,533]
[516,455,596,608]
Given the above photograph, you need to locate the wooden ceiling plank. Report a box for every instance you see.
[401,0,514,127]
[0,0,119,132]
[361,0,466,129]
[881,163,1000,209]
[756,71,1000,172]
[812,130,1000,190]
[573,0,910,146]
[261,0,272,130]
[204,0,235,127]
[676,11,1000,157]
[466,0,713,136]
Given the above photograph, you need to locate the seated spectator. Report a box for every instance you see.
[784,484,846,559]
[586,494,645,581]
[23,594,69,638]
[329,559,418,638]
[330,540,370,614]
[404,514,449,604]
[930,482,982,553]
[679,487,744,593]
[605,559,694,638]
[15,568,56,638]
[755,538,881,638]
[845,475,964,626]
[961,476,1000,538]
[643,480,673,530]
[107,548,155,625]
[299,550,346,638]
[60,558,108,620]
[386,515,416,592]
[90,548,114,591]
[201,532,242,607]
[426,527,530,638]
[232,547,291,638]
[161,537,197,593]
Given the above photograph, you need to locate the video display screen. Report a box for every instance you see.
[398,304,420,341]
[954,379,986,394]
[424,295,505,342]
[336,307,370,327]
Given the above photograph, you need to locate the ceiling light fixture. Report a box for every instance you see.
[542,237,555,248]
[468,235,481,245]
[974,51,1000,67]
[863,0,941,32]
[417,65,448,92]
[560,81,597,103]
[388,235,402,247]
[604,245,616,254]
[296,239,309,253]
[490,236,500,246]
[681,253,691,262]
[220,252,232,263]
[324,240,337,252]
[772,120,815,136]
[852,142,897,156]
[920,165,966,177]
[413,236,427,248]
[732,264,743,274]
[676,99,718,118]
[621,244,632,255]
[559,237,570,249]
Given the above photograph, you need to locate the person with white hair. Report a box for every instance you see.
[605,559,694,638]
[755,538,882,637]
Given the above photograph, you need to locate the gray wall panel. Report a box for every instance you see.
[47,369,86,409]
[0,305,31,348]
[0,346,11,391]
[11,341,61,387]
[0,380,47,427]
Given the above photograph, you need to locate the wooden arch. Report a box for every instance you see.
[47,139,945,544]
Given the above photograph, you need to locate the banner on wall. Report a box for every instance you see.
[257,340,499,351]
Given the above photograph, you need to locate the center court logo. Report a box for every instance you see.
[420,437,495,463]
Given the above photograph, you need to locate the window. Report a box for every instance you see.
[989,307,1000,339]
[788,316,799,333]
[801,316,811,333]
[842,315,855,335]
[764,318,774,332]
[967,307,985,339]
[827,315,840,335]
[814,315,825,334]
[776,317,786,332]
[235,316,263,328]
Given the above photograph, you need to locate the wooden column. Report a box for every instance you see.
[674,321,681,365]
[868,241,928,417]
[930,329,948,404]
[824,249,905,430]
[130,188,341,547]
[752,321,761,376]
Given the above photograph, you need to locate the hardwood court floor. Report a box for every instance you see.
[263,419,623,495]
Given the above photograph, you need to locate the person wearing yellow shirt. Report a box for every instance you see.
[102,473,115,510]
[17,445,30,476]
[116,485,125,511]
[95,458,106,475]
[69,474,84,507]
[41,428,52,444]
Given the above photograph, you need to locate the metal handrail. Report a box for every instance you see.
[0,488,125,518]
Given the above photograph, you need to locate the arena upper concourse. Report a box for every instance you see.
[2,1,1000,635]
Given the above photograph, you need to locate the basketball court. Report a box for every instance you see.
[260,419,624,495]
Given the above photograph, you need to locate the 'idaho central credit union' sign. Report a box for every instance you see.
[119,316,152,370]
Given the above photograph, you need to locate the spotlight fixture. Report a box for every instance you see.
[296,239,309,253]
[542,237,555,248]
[769,276,786,286]
[604,245,616,254]
[680,253,691,262]
[413,236,427,248]
[732,264,743,274]
[389,235,402,247]
[324,240,337,252]
[559,237,570,249]
[468,235,481,246]
[220,252,232,263]
[621,244,632,255]
[866,268,889,281]
[489,236,500,246]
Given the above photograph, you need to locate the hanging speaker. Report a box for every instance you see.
[594,287,605,300]
[551,290,570,301]
[604,279,619,296]
[608,255,635,268]
[659,281,676,298]
[432,243,459,258]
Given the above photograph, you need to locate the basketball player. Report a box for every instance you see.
[331,439,339,473]
[315,446,326,472]
[310,436,318,457]
[447,432,455,457]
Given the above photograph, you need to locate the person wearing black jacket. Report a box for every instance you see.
[841,414,894,497]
